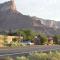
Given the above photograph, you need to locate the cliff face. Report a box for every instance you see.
[0,0,60,35]
[32,16,60,29]
[0,0,16,12]
[0,1,33,31]
[32,17,60,35]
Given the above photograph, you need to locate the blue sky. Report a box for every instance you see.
[0,0,59,21]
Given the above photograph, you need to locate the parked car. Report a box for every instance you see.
[21,40,34,45]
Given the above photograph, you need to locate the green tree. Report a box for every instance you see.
[41,36,48,45]
[16,29,36,41]
[53,35,58,44]
[53,34,60,44]
[38,33,48,45]
[23,30,35,41]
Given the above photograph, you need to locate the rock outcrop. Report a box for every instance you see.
[0,0,16,12]
[0,0,33,31]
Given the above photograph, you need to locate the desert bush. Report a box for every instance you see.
[5,56,14,60]
[16,56,29,60]
[28,52,48,60]
[4,51,60,60]
[10,41,26,47]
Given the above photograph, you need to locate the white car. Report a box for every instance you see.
[21,41,34,45]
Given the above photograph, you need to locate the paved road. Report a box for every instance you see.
[0,45,60,57]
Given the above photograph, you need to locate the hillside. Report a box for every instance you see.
[0,0,60,35]
[0,0,33,31]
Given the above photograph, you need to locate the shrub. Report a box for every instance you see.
[16,56,29,60]
[4,51,60,60]
[5,56,14,60]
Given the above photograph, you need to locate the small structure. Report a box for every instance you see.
[48,36,53,45]
[0,35,23,47]
[34,35,41,45]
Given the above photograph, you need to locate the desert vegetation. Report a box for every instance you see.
[3,51,60,60]
[0,29,60,47]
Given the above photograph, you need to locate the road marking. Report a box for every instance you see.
[0,52,28,57]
